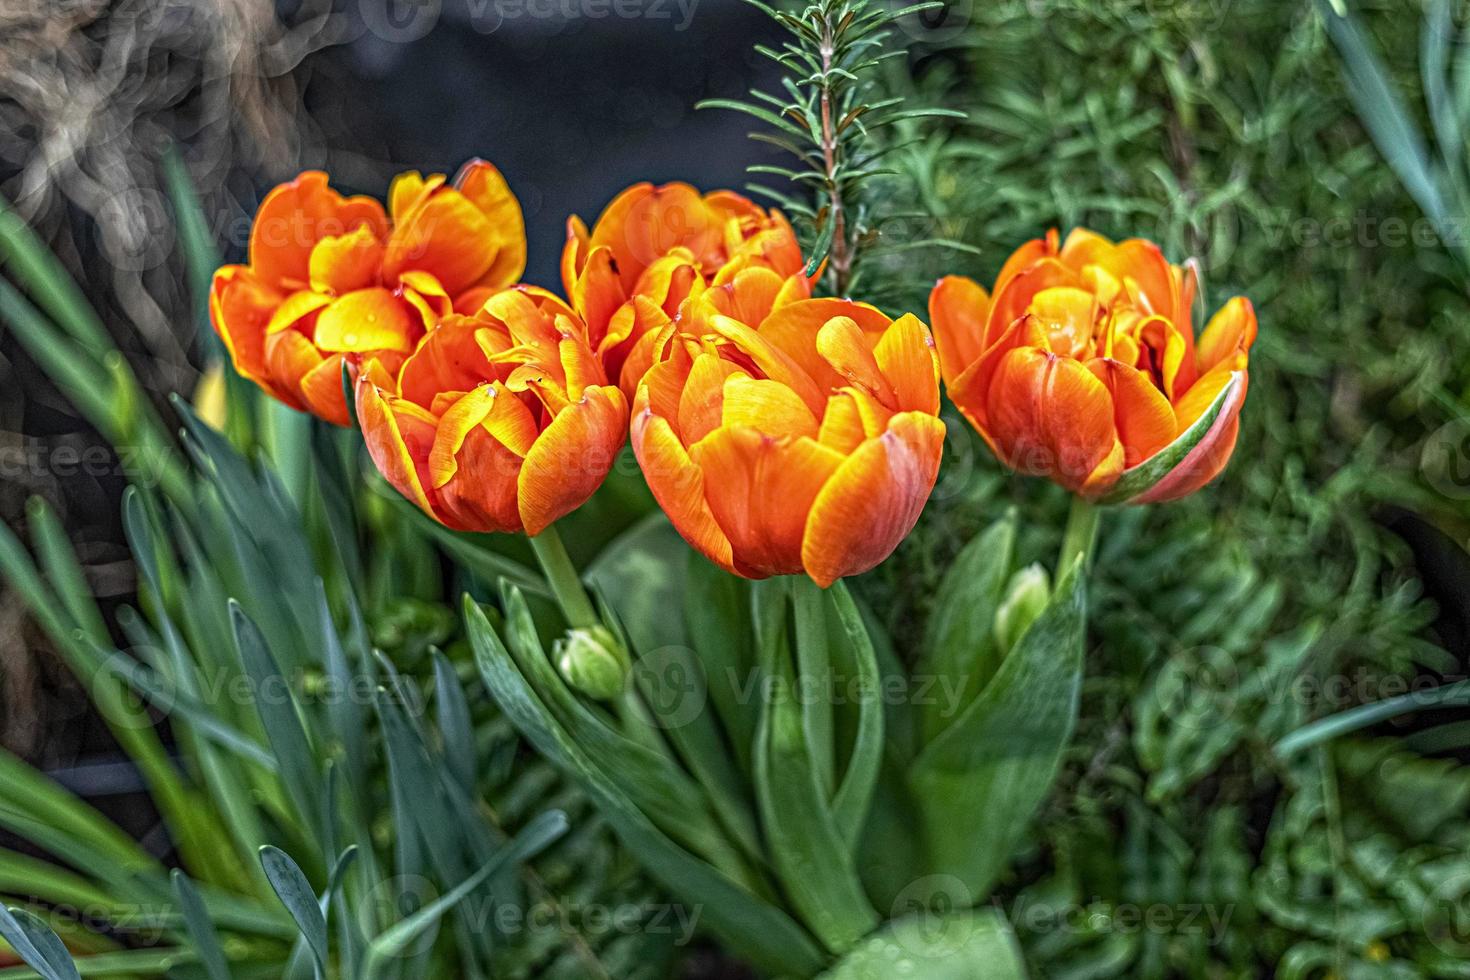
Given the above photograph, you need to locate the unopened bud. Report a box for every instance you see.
[993,564,1051,656]
[555,625,629,700]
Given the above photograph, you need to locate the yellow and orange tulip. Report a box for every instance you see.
[632,268,945,587]
[211,160,525,425]
[929,228,1256,503]
[561,182,806,395]
[356,287,627,535]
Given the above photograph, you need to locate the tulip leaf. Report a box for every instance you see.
[753,580,879,954]
[1095,372,1242,506]
[465,595,827,978]
[914,510,1017,744]
[259,846,328,979]
[171,870,234,980]
[0,906,81,980]
[817,909,1026,980]
[361,811,568,980]
[683,553,759,778]
[826,581,884,850]
[909,558,1086,899]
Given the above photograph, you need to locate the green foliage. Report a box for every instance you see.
[852,0,1470,976]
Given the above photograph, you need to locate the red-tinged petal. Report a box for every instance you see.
[428,385,500,488]
[314,288,420,353]
[632,404,735,572]
[701,266,785,327]
[210,266,282,384]
[571,245,625,346]
[382,188,497,297]
[591,182,721,288]
[266,290,333,335]
[298,354,352,426]
[927,275,990,385]
[1088,358,1177,468]
[453,159,526,290]
[817,315,897,409]
[946,313,1050,438]
[689,427,844,578]
[873,313,940,415]
[1195,297,1257,375]
[251,172,386,288]
[518,386,628,535]
[1028,286,1099,359]
[435,422,525,533]
[639,355,692,436]
[800,411,945,587]
[720,374,819,440]
[398,315,505,408]
[1132,314,1188,401]
[263,329,323,412]
[357,379,437,517]
[308,225,384,295]
[1131,375,1245,504]
[678,352,744,445]
[985,345,1123,494]
[1174,360,1245,431]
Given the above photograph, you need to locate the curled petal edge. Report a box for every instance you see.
[1094,371,1244,506]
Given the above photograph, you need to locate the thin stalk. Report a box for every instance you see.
[1058,496,1101,572]
[818,18,851,294]
[528,523,599,629]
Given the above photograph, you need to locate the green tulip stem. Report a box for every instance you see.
[1058,496,1101,573]
[529,523,600,630]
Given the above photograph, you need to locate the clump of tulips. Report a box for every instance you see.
[211,158,1258,973]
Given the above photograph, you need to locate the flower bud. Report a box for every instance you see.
[555,625,630,700]
[993,564,1051,656]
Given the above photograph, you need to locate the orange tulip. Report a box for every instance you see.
[631,268,945,587]
[356,287,627,535]
[211,160,525,425]
[561,182,805,395]
[929,228,1256,503]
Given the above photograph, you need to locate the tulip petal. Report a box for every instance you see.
[210,266,281,384]
[429,385,500,489]
[435,422,526,533]
[872,313,941,415]
[818,392,867,455]
[398,315,503,408]
[632,405,735,572]
[266,290,333,336]
[299,354,352,427]
[678,353,744,445]
[1195,297,1257,375]
[308,225,384,295]
[1100,371,1245,505]
[709,314,826,416]
[927,275,990,384]
[518,386,628,535]
[314,288,419,353]
[1087,358,1177,468]
[251,172,386,288]
[383,188,497,297]
[720,374,819,440]
[760,297,891,393]
[454,159,527,290]
[985,345,1123,494]
[800,412,945,587]
[357,380,436,516]
[984,258,1080,348]
[689,427,844,578]
[817,316,896,409]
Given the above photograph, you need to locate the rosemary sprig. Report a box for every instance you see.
[700,0,963,296]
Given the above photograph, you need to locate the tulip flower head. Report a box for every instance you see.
[211,161,525,425]
[561,182,806,395]
[356,288,627,535]
[632,268,945,587]
[929,229,1256,503]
